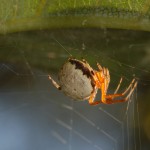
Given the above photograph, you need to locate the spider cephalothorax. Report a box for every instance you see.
[49,58,137,105]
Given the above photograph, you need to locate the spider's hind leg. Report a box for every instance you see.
[48,75,61,90]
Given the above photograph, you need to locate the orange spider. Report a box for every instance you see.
[49,58,137,105]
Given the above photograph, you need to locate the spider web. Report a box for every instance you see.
[0,29,150,150]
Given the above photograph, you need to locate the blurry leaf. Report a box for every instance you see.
[0,0,150,34]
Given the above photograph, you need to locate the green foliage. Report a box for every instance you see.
[0,0,150,34]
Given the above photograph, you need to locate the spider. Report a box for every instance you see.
[48,58,137,105]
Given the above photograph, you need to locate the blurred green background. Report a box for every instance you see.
[0,0,150,150]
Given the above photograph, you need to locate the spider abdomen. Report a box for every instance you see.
[58,59,95,100]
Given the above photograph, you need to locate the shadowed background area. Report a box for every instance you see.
[0,29,150,150]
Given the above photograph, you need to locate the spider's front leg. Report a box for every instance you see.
[48,75,61,90]
[88,88,101,105]
[104,79,137,104]
[88,69,109,105]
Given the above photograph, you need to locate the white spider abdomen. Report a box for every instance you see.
[58,59,95,100]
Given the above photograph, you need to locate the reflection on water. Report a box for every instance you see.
[0,29,150,150]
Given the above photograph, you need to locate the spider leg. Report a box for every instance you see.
[105,80,137,104]
[114,77,123,94]
[97,63,103,71]
[94,71,137,104]
[48,75,61,90]
[88,88,101,105]
[89,80,110,104]
[105,77,123,100]
[104,67,110,92]
[94,72,109,104]
[102,99,127,104]
[95,66,110,89]
[123,80,137,100]
[88,69,105,105]
[122,78,136,95]
[106,79,137,99]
